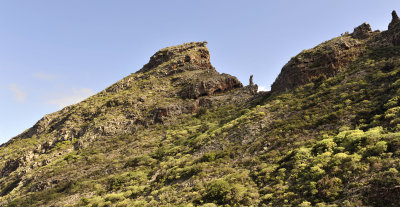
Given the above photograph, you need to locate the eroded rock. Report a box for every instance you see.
[180,73,243,99]
[389,10,400,31]
[271,36,365,92]
[352,23,372,39]
[139,42,212,74]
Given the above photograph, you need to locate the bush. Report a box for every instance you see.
[203,179,233,204]
[366,141,387,156]
[312,139,337,155]
[124,155,156,168]
[104,192,125,202]
[202,177,257,206]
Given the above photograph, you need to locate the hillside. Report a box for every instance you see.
[2,11,400,207]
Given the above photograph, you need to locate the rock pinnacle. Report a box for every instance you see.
[389,10,400,30]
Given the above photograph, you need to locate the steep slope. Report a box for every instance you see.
[0,42,259,206]
[2,11,400,207]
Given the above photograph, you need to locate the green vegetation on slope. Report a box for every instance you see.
[2,13,400,206]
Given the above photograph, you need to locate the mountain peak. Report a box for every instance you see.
[272,10,400,93]
[138,41,213,75]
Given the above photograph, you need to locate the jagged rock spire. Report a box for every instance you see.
[389,10,400,30]
[393,10,399,19]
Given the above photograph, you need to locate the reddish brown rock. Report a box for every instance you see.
[179,73,243,99]
[271,11,400,93]
[271,36,365,93]
[352,23,372,39]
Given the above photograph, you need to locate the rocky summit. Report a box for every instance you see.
[2,11,400,207]
[271,10,400,93]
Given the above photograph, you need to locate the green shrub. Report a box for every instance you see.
[203,179,233,204]
[104,192,125,202]
[312,139,337,155]
[202,176,257,206]
[124,155,156,168]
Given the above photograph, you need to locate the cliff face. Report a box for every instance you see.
[2,11,400,207]
[271,11,400,93]
[271,35,366,92]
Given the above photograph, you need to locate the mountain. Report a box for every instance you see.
[2,11,400,207]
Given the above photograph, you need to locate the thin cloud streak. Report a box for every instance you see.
[7,83,27,103]
[32,72,58,81]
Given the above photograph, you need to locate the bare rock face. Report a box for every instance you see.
[151,105,188,124]
[271,11,400,93]
[389,10,400,31]
[271,36,365,93]
[352,23,372,39]
[383,10,400,46]
[179,72,243,99]
[373,10,400,47]
[390,11,400,46]
[247,75,258,95]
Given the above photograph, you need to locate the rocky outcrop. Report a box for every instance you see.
[370,11,400,47]
[151,105,190,124]
[271,11,400,93]
[352,23,372,39]
[138,42,213,75]
[247,75,258,95]
[389,10,400,31]
[271,36,365,92]
[389,11,400,46]
[179,73,243,99]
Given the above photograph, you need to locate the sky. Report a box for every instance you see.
[0,1,399,144]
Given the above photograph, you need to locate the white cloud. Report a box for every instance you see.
[258,85,270,92]
[32,72,58,81]
[7,83,27,103]
[47,88,95,108]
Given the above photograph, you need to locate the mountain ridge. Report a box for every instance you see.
[2,11,400,207]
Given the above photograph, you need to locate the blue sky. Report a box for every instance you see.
[0,1,399,144]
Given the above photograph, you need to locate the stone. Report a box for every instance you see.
[138,42,212,74]
[271,36,364,93]
[179,73,243,99]
[389,10,400,31]
[352,23,372,39]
